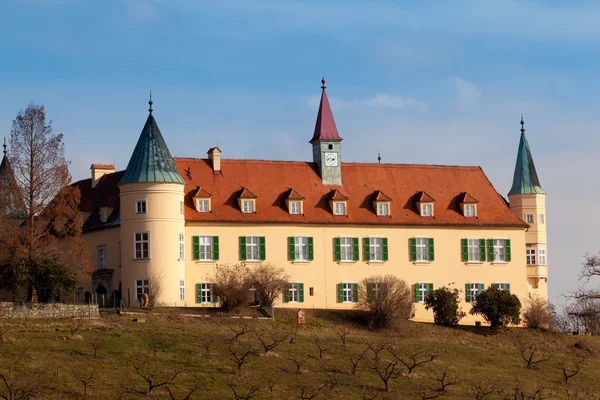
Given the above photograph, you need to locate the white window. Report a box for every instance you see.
[369,237,383,261]
[179,280,185,301]
[526,214,534,224]
[134,232,149,259]
[493,239,507,262]
[242,200,255,213]
[340,237,353,261]
[289,283,300,302]
[493,283,510,292]
[198,283,214,303]
[539,248,547,265]
[179,233,185,259]
[417,283,430,303]
[294,236,308,261]
[289,201,302,215]
[466,283,483,301]
[245,236,260,261]
[342,283,354,302]
[180,201,184,215]
[416,237,429,261]
[539,214,545,224]
[334,202,346,215]
[468,238,481,262]
[372,282,382,298]
[98,248,106,269]
[197,199,210,213]
[135,279,149,300]
[526,248,536,265]
[199,236,212,261]
[421,203,432,217]
[377,203,389,216]
[136,200,146,214]
[464,204,476,217]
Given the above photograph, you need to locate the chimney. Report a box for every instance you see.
[91,164,115,188]
[207,147,222,172]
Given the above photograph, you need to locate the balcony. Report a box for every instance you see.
[527,265,548,279]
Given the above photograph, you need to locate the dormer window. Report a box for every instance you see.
[191,186,212,213]
[377,202,390,216]
[242,199,255,213]
[415,191,435,218]
[197,199,210,212]
[333,202,347,216]
[458,192,479,218]
[289,201,302,215]
[464,204,476,217]
[421,203,433,217]
[100,209,108,223]
[285,188,305,216]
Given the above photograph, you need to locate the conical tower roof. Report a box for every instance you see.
[310,78,343,143]
[119,98,185,186]
[508,118,545,196]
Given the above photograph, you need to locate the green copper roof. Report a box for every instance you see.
[508,119,545,196]
[119,106,185,186]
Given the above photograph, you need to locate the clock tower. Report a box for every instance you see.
[310,78,343,185]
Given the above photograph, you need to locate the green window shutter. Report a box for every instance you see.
[283,285,290,303]
[334,237,341,261]
[212,236,219,260]
[428,238,435,261]
[382,238,389,261]
[487,239,494,262]
[491,283,499,289]
[353,237,359,261]
[478,283,485,292]
[427,283,434,296]
[410,238,417,261]
[195,284,201,303]
[352,283,359,302]
[211,284,217,303]
[461,239,468,262]
[307,237,314,261]
[193,236,200,260]
[480,239,487,262]
[259,236,266,260]
[288,237,295,261]
[465,283,472,302]
[414,284,420,302]
[239,236,247,261]
[337,284,343,303]
[506,283,511,293]
[505,239,511,262]
[363,238,370,261]
[299,283,304,303]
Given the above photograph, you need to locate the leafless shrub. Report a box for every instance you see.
[361,386,380,400]
[349,347,369,375]
[356,275,414,329]
[165,384,200,400]
[213,262,252,312]
[524,295,550,329]
[415,366,456,399]
[72,368,96,397]
[147,271,164,310]
[229,322,252,342]
[515,342,551,369]
[229,344,258,376]
[333,325,350,347]
[132,357,182,394]
[323,371,339,391]
[369,356,400,392]
[365,340,391,361]
[89,337,104,357]
[254,329,288,354]
[250,263,289,310]
[287,326,299,344]
[298,383,325,400]
[0,368,47,400]
[147,334,172,357]
[288,353,311,375]
[393,347,438,374]
[201,335,217,356]
[560,358,586,384]
[313,338,331,359]
[266,372,282,393]
[497,382,547,400]
[228,381,260,400]
[469,381,497,400]
[67,317,83,339]
[564,386,600,400]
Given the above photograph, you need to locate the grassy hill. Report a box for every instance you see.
[0,309,598,399]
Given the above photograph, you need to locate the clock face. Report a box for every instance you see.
[324,152,338,167]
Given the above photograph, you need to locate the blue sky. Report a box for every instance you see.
[1,0,599,306]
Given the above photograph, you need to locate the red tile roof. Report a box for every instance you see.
[72,171,124,232]
[310,79,343,143]
[173,158,526,228]
[329,189,349,201]
[416,191,435,203]
[373,190,392,202]
[191,186,212,198]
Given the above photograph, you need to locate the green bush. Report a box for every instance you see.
[470,286,522,329]
[424,287,465,326]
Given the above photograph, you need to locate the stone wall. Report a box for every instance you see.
[0,302,99,319]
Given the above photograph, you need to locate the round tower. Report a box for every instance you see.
[508,117,548,299]
[119,97,186,307]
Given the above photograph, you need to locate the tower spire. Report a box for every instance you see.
[520,114,525,134]
[148,90,153,114]
[508,116,545,196]
[2,138,6,156]
[378,150,381,164]
[310,77,343,143]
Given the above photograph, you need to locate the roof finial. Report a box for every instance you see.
[321,77,326,90]
[520,114,525,134]
[148,90,153,114]
[2,138,6,156]
[377,150,381,164]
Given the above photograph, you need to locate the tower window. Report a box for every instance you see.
[134,232,150,259]
[525,214,534,224]
[539,214,545,224]
[136,200,147,214]
[526,248,536,265]
[328,144,333,150]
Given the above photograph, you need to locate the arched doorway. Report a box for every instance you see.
[96,284,107,307]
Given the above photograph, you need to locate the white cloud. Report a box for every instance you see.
[451,77,482,107]
[306,93,427,111]
[128,0,160,21]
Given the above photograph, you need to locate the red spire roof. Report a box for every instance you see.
[310,78,343,143]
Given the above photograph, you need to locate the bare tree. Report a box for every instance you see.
[356,275,414,329]
[365,340,391,361]
[254,329,288,354]
[523,295,550,329]
[515,343,551,369]
[469,381,497,400]
[288,353,311,375]
[393,347,438,374]
[89,337,104,357]
[147,271,164,310]
[570,254,600,335]
[229,323,253,342]
[560,358,586,384]
[349,347,369,375]
[228,382,260,400]
[212,262,252,312]
[229,344,258,376]
[250,262,289,315]
[200,335,217,356]
[415,366,456,399]
[266,372,282,393]
[298,383,325,400]
[333,325,350,347]
[132,358,182,394]
[313,338,331,359]
[369,356,399,392]
[72,368,96,397]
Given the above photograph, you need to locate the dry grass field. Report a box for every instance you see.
[0,309,598,399]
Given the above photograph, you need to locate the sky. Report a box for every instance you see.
[0,0,598,307]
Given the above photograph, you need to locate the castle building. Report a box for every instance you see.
[73,80,548,323]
